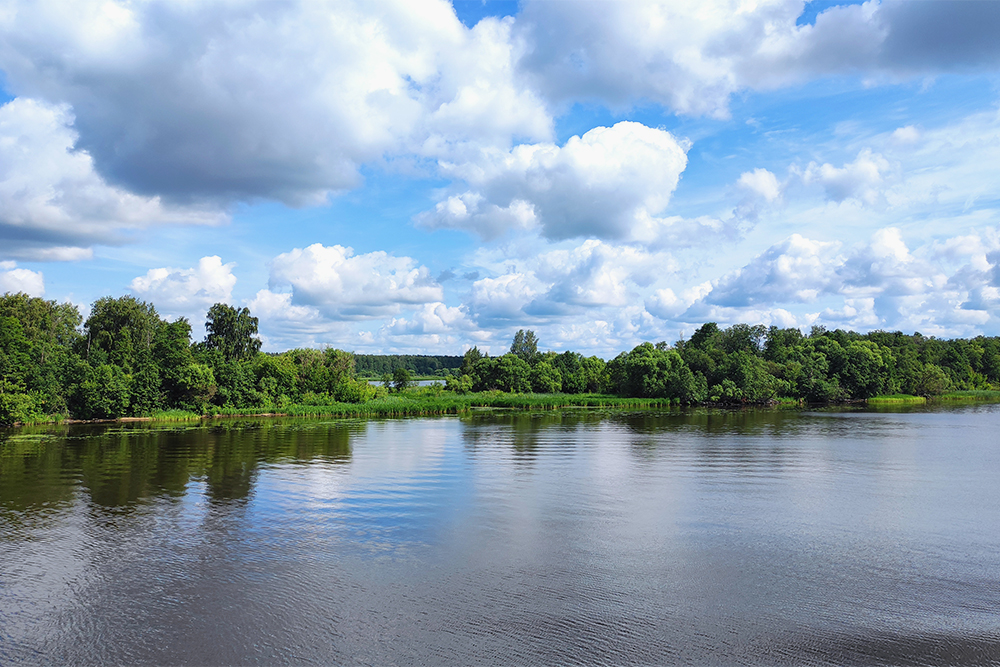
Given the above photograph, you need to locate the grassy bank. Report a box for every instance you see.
[938,390,1000,401]
[868,394,927,405]
[13,387,1000,428]
[204,392,673,420]
[3,393,672,426]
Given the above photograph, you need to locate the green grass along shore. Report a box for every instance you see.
[866,390,1000,405]
[11,393,674,426]
[9,389,1000,427]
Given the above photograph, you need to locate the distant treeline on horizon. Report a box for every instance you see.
[3,291,1000,426]
[353,354,462,377]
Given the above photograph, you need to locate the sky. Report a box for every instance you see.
[2,0,1000,357]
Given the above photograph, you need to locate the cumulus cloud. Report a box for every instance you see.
[516,0,789,116]
[0,0,995,230]
[738,168,783,203]
[514,0,1000,118]
[246,289,322,325]
[375,302,494,350]
[837,227,934,296]
[646,282,713,320]
[244,288,337,350]
[705,234,840,307]
[801,149,895,206]
[382,302,477,336]
[422,121,698,242]
[266,243,443,320]
[245,238,686,355]
[129,256,237,316]
[677,227,1000,336]
[0,262,44,296]
[468,272,540,323]
[0,98,223,260]
[245,292,488,355]
[466,239,677,325]
[246,225,1000,355]
[417,193,537,240]
[0,0,550,205]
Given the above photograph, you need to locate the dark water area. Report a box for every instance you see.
[2,405,1000,665]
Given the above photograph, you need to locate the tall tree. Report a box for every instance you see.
[82,296,162,371]
[0,293,82,352]
[510,329,539,364]
[204,303,262,362]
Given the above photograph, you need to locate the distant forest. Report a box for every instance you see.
[353,354,462,377]
[2,292,1000,425]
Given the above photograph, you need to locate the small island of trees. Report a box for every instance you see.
[2,292,1000,426]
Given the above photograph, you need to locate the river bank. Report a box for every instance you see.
[6,389,1000,428]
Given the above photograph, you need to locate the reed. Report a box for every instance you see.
[149,409,204,421]
[867,394,927,405]
[279,393,673,418]
[938,390,1000,402]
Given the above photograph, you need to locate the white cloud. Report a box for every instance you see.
[0,98,224,260]
[0,262,44,296]
[243,238,687,356]
[246,289,322,325]
[0,0,550,205]
[245,293,489,355]
[416,192,537,239]
[373,301,493,351]
[267,244,443,320]
[706,234,841,307]
[738,168,783,203]
[646,282,713,320]
[382,302,477,336]
[677,227,1000,337]
[802,149,895,206]
[129,256,237,316]
[466,239,678,328]
[468,272,539,323]
[837,227,933,297]
[424,121,692,242]
[514,0,1000,118]
[890,125,921,145]
[241,225,1000,355]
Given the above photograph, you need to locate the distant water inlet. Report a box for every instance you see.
[366,378,442,387]
[2,406,1000,665]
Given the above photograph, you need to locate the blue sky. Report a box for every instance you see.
[2,0,1000,356]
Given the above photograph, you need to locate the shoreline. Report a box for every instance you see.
[6,390,1000,429]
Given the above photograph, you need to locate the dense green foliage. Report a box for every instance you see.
[598,322,1000,404]
[3,290,1000,425]
[0,293,373,425]
[353,354,462,376]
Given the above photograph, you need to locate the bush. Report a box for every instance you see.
[332,377,377,403]
[71,363,132,419]
[0,380,44,425]
[445,374,473,394]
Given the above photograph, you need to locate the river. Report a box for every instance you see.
[2,405,999,665]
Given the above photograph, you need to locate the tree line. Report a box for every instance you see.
[354,354,462,377]
[0,293,374,425]
[2,292,999,425]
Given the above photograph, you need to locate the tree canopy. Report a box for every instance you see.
[204,303,262,362]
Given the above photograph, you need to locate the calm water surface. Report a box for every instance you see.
[2,406,999,665]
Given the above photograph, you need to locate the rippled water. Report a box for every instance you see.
[2,406,1000,665]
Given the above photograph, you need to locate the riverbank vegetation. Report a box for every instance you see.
[866,394,927,405]
[3,292,1000,425]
